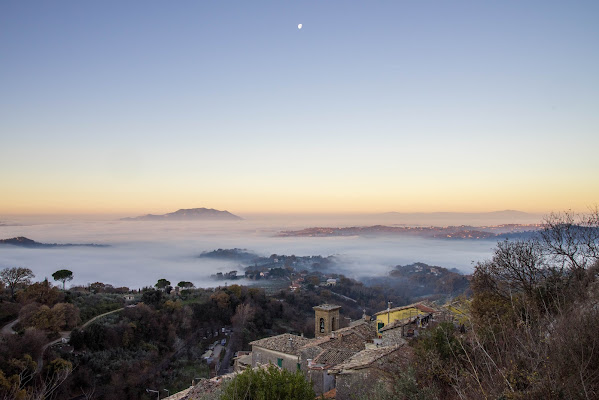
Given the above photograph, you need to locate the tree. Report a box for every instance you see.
[155,278,170,289]
[0,267,35,300]
[52,303,80,330]
[421,210,599,400]
[141,289,163,308]
[177,281,194,288]
[220,364,315,400]
[52,269,73,290]
[17,279,62,306]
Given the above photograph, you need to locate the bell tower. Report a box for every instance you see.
[313,304,341,338]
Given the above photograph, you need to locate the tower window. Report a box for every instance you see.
[319,318,325,333]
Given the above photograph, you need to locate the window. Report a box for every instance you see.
[377,322,384,331]
[277,358,283,367]
[319,318,325,333]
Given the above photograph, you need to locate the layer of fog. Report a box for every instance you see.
[0,217,511,290]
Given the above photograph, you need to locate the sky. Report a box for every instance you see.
[1,0,598,216]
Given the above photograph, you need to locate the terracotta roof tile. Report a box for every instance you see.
[301,320,377,352]
[373,302,437,316]
[249,333,313,356]
[328,344,411,374]
[312,348,357,367]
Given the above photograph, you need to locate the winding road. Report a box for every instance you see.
[1,307,125,374]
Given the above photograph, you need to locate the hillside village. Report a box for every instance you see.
[167,300,458,400]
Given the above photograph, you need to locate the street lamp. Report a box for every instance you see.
[146,388,159,399]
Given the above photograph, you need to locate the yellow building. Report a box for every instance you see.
[373,302,437,334]
[443,298,471,325]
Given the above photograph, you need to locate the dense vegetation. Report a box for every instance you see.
[371,210,599,400]
[220,364,315,400]
[0,266,417,399]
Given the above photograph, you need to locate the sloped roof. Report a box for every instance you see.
[373,302,437,317]
[328,344,406,374]
[319,331,368,351]
[312,348,357,367]
[313,304,341,311]
[302,320,377,351]
[250,333,313,356]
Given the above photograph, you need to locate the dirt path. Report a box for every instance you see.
[0,318,18,335]
[81,307,124,329]
[35,307,125,374]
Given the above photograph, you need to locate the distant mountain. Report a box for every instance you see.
[0,236,108,248]
[200,248,259,262]
[121,208,243,221]
[279,224,541,240]
[380,210,532,219]
[374,210,541,226]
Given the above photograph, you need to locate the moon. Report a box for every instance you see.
[298,23,302,30]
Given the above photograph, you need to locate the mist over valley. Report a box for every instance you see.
[0,212,538,290]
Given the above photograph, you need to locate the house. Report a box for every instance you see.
[249,333,312,372]
[373,302,437,336]
[243,303,419,398]
[328,344,414,400]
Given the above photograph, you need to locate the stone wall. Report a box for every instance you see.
[307,369,336,396]
[251,347,300,372]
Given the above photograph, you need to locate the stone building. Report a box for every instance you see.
[299,320,377,395]
[314,304,341,338]
[328,344,414,400]
[232,351,252,372]
[249,333,312,372]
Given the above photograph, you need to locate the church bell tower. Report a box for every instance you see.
[313,304,341,338]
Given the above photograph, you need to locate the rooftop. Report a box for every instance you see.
[313,304,342,311]
[250,333,313,356]
[312,348,357,367]
[328,344,409,374]
[301,320,377,351]
[373,302,437,317]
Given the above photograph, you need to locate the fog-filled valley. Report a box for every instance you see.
[0,212,539,289]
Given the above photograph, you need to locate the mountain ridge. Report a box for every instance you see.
[0,236,108,248]
[121,207,243,221]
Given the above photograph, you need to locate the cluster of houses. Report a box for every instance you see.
[229,301,441,399]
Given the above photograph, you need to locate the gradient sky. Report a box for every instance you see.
[1,1,598,215]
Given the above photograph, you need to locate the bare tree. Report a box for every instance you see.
[540,208,599,275]
[0,267,35,300]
